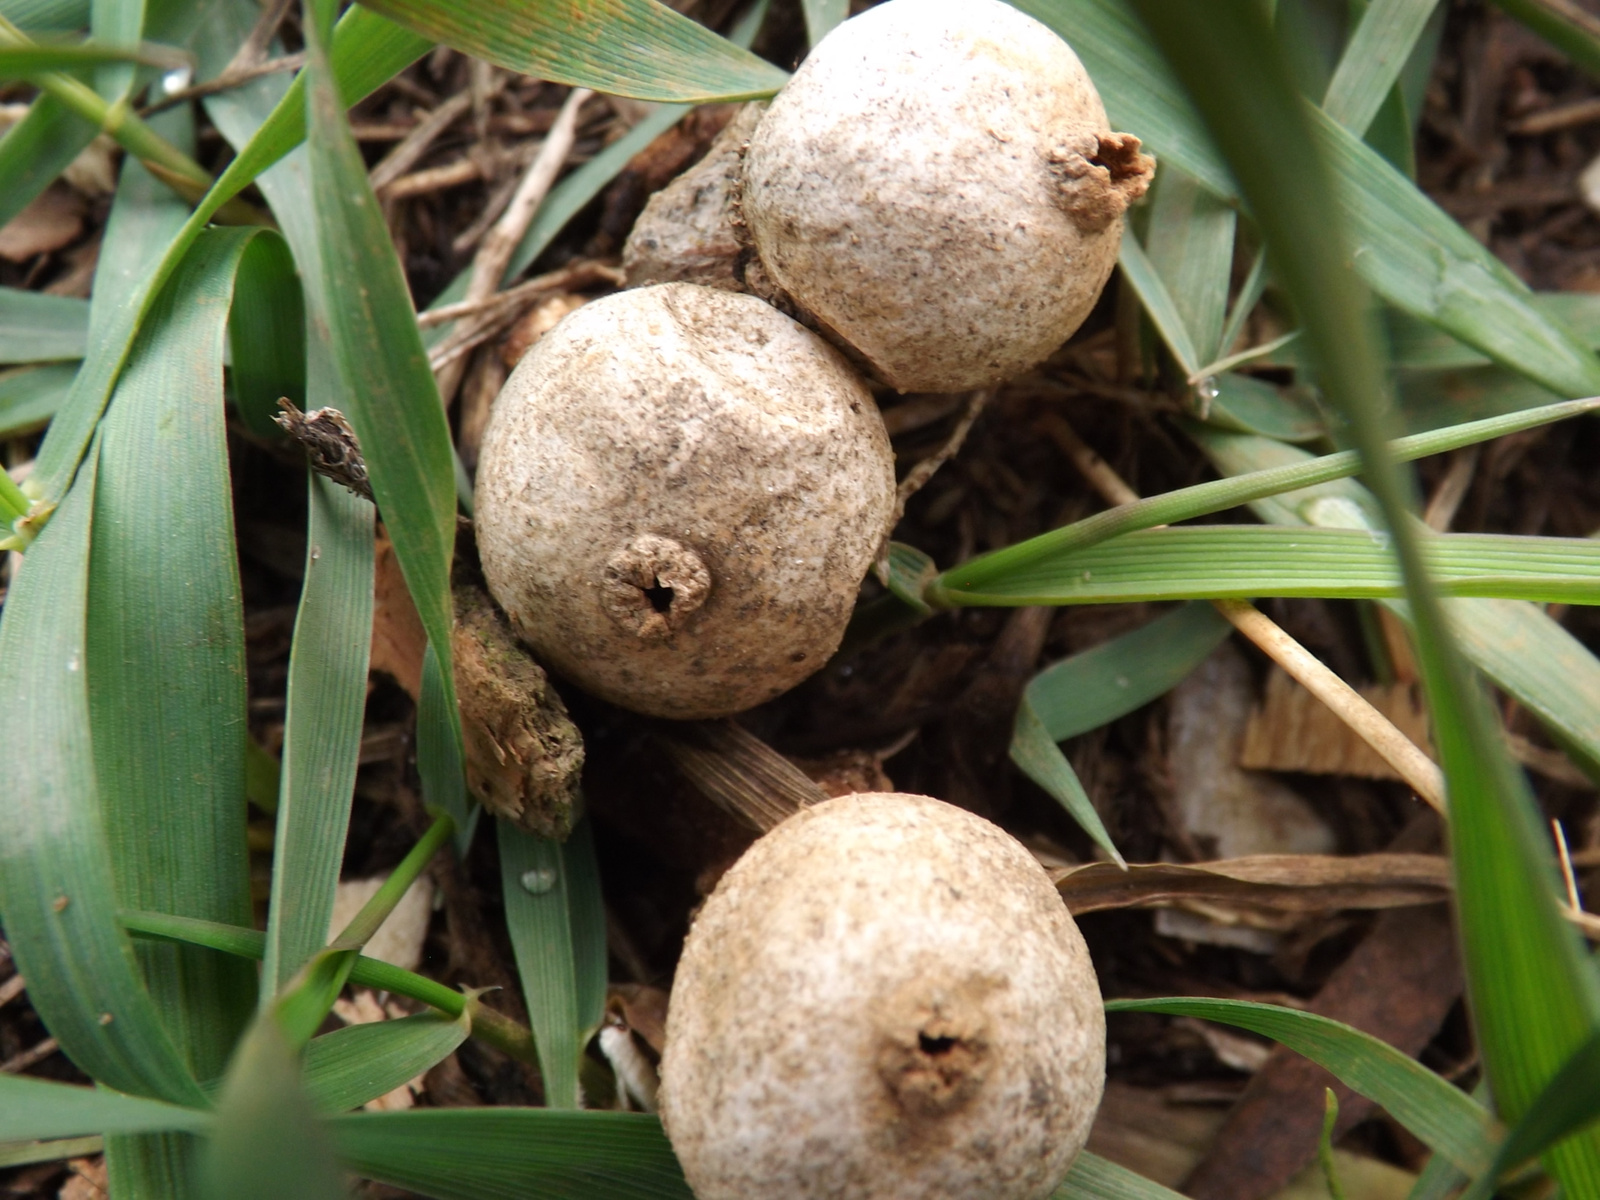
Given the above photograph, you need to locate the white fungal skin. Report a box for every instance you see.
[474,283,896,720]
[660,793,1106,1200]
[741,0,1153,393]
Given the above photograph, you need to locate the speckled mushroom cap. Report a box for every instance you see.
[740,0,1152,393]
[473,282,895,720]
[660,792,1106,1200]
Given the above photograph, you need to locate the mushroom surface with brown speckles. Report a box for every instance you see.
[473,282,896,720]
[660,792,1106,1200]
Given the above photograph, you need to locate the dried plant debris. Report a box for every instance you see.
[274,399,373,501]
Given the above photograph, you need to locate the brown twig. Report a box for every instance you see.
[369,90,478,193]
[141,53,305,116]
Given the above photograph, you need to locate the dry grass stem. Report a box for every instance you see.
[0,1036,56,1074]
[658,721,827,833]
[1421,445,1479,533]
[0,973,25,1008]
[1213,599,1449,813]
[141,53,305,117]
[370,90,477,192]
[418,260,622,329]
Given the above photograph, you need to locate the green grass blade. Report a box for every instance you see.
[302,1010,470,1114]
[197,1020,345,1200]
[262,475,374,998]
[88,0,142,102]
[357,0,787,102]
[304,0,458,739]
[328,1109,693,1200]
[1465,1029,1600,1195]
[933,525,1600,607]
[1132,5,1600,1194]
[86,226,263,1081]
[937,395,1600,596]
[1011,603,1230,863]
[419,642,473,845]
[0,1076,210,1140]
[0,1137,104,1168]
[0,452,208,1106]
[1142,165,1235,365]
[499,818,607,1109]
[801,0,845,46]
[1006,0,1235,199]
[29,2,428,504]
[1107,998,1495,1175]
[0,34,184,72]
[1055,1152,1188,1199]
[1322,0,1440,135]
[0,362,75,437]
[3,0,90,31]
[1116,233,1199,378]
[0,94,96,231]
[0,287,85,362]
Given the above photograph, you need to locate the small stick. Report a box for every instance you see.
[140,53,305,117]
[1554,819,1582,911]
[0,973,25,1008]
[0,1036,57,1074]
[876,390,989,578]
[436,87,592,405]
[417,260,623,329]
[370,90,476,193]
[1047,413,1447,812]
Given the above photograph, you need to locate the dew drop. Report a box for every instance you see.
[161,67,193,95]
[520,867,558,895]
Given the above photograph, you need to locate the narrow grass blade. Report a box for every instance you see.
[499,818,607,1109]
[197,1019,344,1200]
[1142,165,1235,365]
[1012,603,1229,862]
[1116,234,1199,378]
[0,288,85,362]
[358,0,786,102]
[934,525,1600,607]
[0,452,207,1106]
[303,1010,469,1114]
[1133,5,1600,1194]
[0,361,74,436]
[802,0,846,46]
[0,34,185,71]
[304,0,458,735]
[0,1076,210,1140]
[86,227,264,1081]
[262,475,374,998]
[88,0,143,102]
[1055,1152,1188,1199]
[0,94,96,231]
[938,396,1600,595]
[1107,998,1495,1175]
[328,1109,693,1200]
[1323,0,1440,135]
[420,642,472,847]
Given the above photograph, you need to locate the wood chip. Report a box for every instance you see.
[1241,667,1434,781]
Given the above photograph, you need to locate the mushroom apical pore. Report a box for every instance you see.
[740,0,1153,393]
[660,792,1106,1200]
[473,282,896,720]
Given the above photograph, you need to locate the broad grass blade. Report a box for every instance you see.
[358,0,786,102]
[1466,1029,1600,1195]
[262,475,374,998]
[1132,5,1600,1194]
[0,452,207,1105]
[0,362,74,437]
[1115,234,1198,378]
[302,1010,470,1114]
[1107,998,1495,1175]
[227,232,305,436]
[328,1109,692,1199]
[1322,0,1440,135]
[0,288,85,362]
[88,0,143,102]
[0,1076,209,1140]
[86,227,267,1078]
[3,0,91,31]
[499,818,607,1109]
[197,1020,345,1200]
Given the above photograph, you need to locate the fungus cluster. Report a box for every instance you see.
[475,4,1130,1189]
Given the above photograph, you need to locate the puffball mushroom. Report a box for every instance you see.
[660,792,1106,1200]
[474,282,895,720]
[739,0,1154,393]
